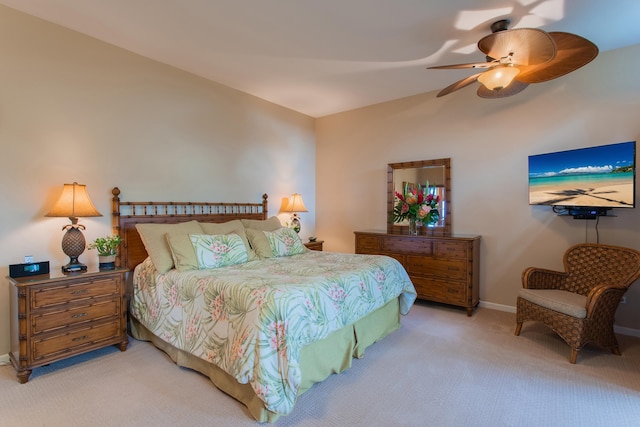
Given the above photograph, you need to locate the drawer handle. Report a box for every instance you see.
[447,267,460,271]
[72,335,89,342]
[70,289,89,295]
[447,288,459,293]
[71,312,88,318]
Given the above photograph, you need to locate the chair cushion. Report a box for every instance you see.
[518,289,587,319]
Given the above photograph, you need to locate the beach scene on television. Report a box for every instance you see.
[529,141,636,207]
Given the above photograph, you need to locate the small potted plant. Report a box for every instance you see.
[88,234,122,270]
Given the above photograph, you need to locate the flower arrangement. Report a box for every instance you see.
[392,182,440,228]
[88,235,123,256]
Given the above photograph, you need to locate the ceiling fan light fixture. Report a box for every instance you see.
[477,66,520,90]
[428,20,597,98]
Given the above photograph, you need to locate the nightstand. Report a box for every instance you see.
[8,268,129,383]
[304,240,324,251]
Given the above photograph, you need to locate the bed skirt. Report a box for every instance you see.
[129,297,401,422]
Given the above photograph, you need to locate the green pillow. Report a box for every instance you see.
[189,233,248,269]
[246,228,274,258]
[246,227,308,258]
[166,232,199,271]
[200,220,257,261]
[136,220,203,274]
[264,227,307,257]
[240,216,282,231]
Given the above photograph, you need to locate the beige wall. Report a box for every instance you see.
[316,43,640,329]
[2,4,640,358]
[0,6,316,355]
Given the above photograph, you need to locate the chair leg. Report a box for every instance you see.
[612,347,622,356]
[514,322,522,336]
[569,348,578,364]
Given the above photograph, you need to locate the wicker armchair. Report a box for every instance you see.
[515,243,640,364]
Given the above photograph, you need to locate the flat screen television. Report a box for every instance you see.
[528,141,636,218]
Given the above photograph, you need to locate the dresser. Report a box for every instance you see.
[8,268,128,383]
[355,231,480,316]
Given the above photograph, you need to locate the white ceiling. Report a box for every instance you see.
[3,0,640,117]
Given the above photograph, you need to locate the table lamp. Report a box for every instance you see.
[284,193,308,233]
[45,182,102,272]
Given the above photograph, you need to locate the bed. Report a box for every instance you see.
[111,188,416,422]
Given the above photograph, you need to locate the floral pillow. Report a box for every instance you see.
[189,233,248,269]
[263,227,307,257]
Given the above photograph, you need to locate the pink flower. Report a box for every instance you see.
[167,283,181,307]
[185,314,200,341]
[210,292,227,321]
[269,321,288,356]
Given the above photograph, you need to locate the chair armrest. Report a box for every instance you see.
[585,283,627,317]
[522,267,568,289]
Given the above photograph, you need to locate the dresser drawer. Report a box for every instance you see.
[32,319,121,362]
[355,235,380,251]
[435,241,468,259]
[382,253,406,265]
[411,277,467,306]
[32,299,120,335]
[381,236,433,254]
[31,277,120,309]
[405,256,467,280]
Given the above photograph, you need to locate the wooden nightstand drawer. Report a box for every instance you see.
[405,256,467,280]
[32,298,120,335]
[411,277,467,306]
[304,240,324,251]
[32,319,121,362]
[31,277,120,309]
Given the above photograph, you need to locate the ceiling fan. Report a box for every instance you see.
[428,19,599,98]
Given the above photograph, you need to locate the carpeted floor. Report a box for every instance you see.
[2,302,640,426]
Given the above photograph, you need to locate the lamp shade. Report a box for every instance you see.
[477,66,520,90]
[45,182,102,219]
[284,193,308,213]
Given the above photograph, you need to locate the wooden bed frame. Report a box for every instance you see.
[111,187,268,270]
[111,187,402,422]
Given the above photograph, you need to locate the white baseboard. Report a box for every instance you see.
[478,301,640,337]
[614,325,640,338]
[0,353,10,366]
[479,301,516,313]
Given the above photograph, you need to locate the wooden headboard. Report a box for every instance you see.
[111,187,268,271]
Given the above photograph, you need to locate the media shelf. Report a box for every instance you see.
[553,206,613,220]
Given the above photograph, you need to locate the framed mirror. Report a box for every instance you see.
[387,158,451,236]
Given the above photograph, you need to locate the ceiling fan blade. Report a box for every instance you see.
[477,79,529,99]
[428,61,497,70]
[436,73,483,97]
[515,32,599,83]
[478,28,556,66]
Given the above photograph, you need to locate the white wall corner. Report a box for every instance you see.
[0,353,10,366]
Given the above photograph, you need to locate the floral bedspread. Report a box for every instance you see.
[131,251,416,415]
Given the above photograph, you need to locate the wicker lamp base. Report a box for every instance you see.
[61,225,87,272]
